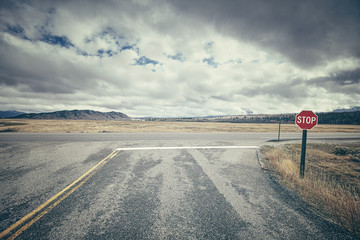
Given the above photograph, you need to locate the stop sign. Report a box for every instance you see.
[296,110,318,130]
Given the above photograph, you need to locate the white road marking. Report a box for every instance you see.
[116,146,259,151]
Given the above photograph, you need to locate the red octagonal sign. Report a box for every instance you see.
[296,110,318,130]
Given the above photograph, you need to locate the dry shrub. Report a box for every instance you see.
[330,187,360,235]
[262,145,360,237]
[277,159,298,179]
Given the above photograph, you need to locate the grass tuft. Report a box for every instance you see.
[261,144,360,237]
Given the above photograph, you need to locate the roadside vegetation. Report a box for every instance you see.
[0,121,27,132]
[0,119,360,133]
[261,144,360,237]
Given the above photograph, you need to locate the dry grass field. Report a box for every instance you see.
[1,119,360,133]
[261,144,360,237]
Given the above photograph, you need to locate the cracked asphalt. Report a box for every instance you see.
[0,133,357,239]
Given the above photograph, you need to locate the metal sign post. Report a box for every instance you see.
[295,110,318,178]
[299,130,307,178]
[278,117,281,142]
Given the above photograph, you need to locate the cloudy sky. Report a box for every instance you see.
[1,0,359,117]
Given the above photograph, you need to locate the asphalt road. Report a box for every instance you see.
[0,132,358,239]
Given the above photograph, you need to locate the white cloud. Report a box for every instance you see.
[0,0,359,117]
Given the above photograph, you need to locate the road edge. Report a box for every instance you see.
[256,147,357,240]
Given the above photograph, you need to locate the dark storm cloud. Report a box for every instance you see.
[237,79,308,100]
[308,68,360,94]
[237,68,360,100]
[170,0,360,68]
[310,68,360,86]
[0,37,104,94]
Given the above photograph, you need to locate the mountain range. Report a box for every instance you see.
[6,110,130,120]
[1,107,359,124]
[0,111,26,118]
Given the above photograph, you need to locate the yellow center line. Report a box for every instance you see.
[0,149,120,239]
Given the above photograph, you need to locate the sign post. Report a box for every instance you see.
[295,110,318,178]
[278,117,281,142]
[299,129,307,178]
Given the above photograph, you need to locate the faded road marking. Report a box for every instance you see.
[1,145,258,239]
[1,149,120,240]
[116,146,259,151]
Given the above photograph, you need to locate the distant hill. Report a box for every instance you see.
[147,111,360,125]
[317,111,360,125]
[333,106,360,112]
[212,111,360,125]
[0,111,26,118]
[13,110,130,120]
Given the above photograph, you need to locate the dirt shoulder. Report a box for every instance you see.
[260,143,360,238]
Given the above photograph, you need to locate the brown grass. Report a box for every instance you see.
[261,144,360,237]
[1,119,360,133]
